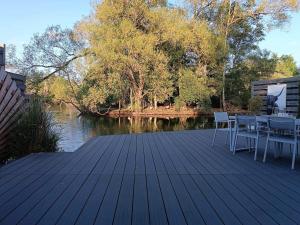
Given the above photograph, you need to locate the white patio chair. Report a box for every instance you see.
[254,116,269,161]
[211,112,230,146]
[233,115,258,155]
[263,117,298,170]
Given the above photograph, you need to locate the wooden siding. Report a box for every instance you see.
[0,130,300,225]
[252,76,300,116]
[0,67,25,160]
[7,72,26,95]
[0,45,5,67]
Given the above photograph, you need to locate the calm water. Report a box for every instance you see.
[50,106,214,152]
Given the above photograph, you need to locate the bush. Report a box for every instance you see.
[8,96,60,159]
[198,98,212,112]
[248,96,263,115]
[174,97,185,111]
[178,69,213,106]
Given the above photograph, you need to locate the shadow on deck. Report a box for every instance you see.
[1,129,300,225]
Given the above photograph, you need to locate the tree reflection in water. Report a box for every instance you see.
[49,106,214,152]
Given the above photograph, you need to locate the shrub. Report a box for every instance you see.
[248,96,263,115]
[174,97,185,111]
[198,98,212,112]
[178,69,213,106]
[8,96,60,159]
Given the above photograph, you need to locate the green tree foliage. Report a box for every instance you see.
[146,68,174,109]
[226,51,299,108]
[186,0,299,109]
[226,50,276,107]
[14,0,299,114]
[18,25,88,81]
[178,68,213,106]
[248,95,263,115]
[78,0,217,112]
[272,54,298,78]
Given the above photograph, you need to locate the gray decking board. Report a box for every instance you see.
[225,174,297,225]
[1,130,300,225]
[112,174,134,225]
[18,174,78,225]
[202,174,260,225]
[180,174,224,225]
[146,175,168,225]
[0,174,67,225]
[191,174,241,225]
[74,175,111,225]
[215,174,278,225]
[238,175,300,222]
[132,174,150,225]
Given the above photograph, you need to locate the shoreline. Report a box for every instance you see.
[106,107,248,117]
[50,104,248,117]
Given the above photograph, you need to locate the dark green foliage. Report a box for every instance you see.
[272,54,298,78]
[8,97,60,159]
[248,96,263,115]
[174,97,185,111]
[226,50,277,108]
[178,69,212,106]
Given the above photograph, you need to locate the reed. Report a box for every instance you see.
[9,96,60,158]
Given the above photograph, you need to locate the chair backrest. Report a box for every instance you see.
[236,115,256,133]
[236,115,256,126]
[256,115,268,123]
[214,112,229,123]
[256,116,269,132]
[269,117,295,132]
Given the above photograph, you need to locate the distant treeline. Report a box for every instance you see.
[8,0,299,115]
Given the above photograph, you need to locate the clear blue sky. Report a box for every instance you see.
[1,0,299,66]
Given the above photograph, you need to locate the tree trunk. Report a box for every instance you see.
[222,26,229,111]
[154,95,158,110]
[221,1,232,111]
[133,89,143,112]
[222,66,226,110]
[130,88,133,110]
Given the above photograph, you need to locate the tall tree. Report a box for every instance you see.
[17,25,88,81]
[187,0,299,109]
[80,0,217,112]
[80,0,171,111]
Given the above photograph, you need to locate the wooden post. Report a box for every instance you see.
[0,44,5,68]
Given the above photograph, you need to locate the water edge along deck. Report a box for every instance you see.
[1,129,300,225]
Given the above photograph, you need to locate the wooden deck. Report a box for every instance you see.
[1,129,300,225]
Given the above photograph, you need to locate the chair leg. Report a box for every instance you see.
[225,131,229,146]
[233,134,238,155]
[263,136,269,163]
[254,137,259,161]
[292,142,297,170]
[247,138,250,152]
[250,139,253,152]
[248,138,250,149]
[212,128,217,147]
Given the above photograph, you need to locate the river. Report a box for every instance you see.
[50,106,214,152]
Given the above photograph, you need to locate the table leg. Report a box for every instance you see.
[229,123,232,151]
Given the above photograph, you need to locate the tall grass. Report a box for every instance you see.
[9,96,60,159]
